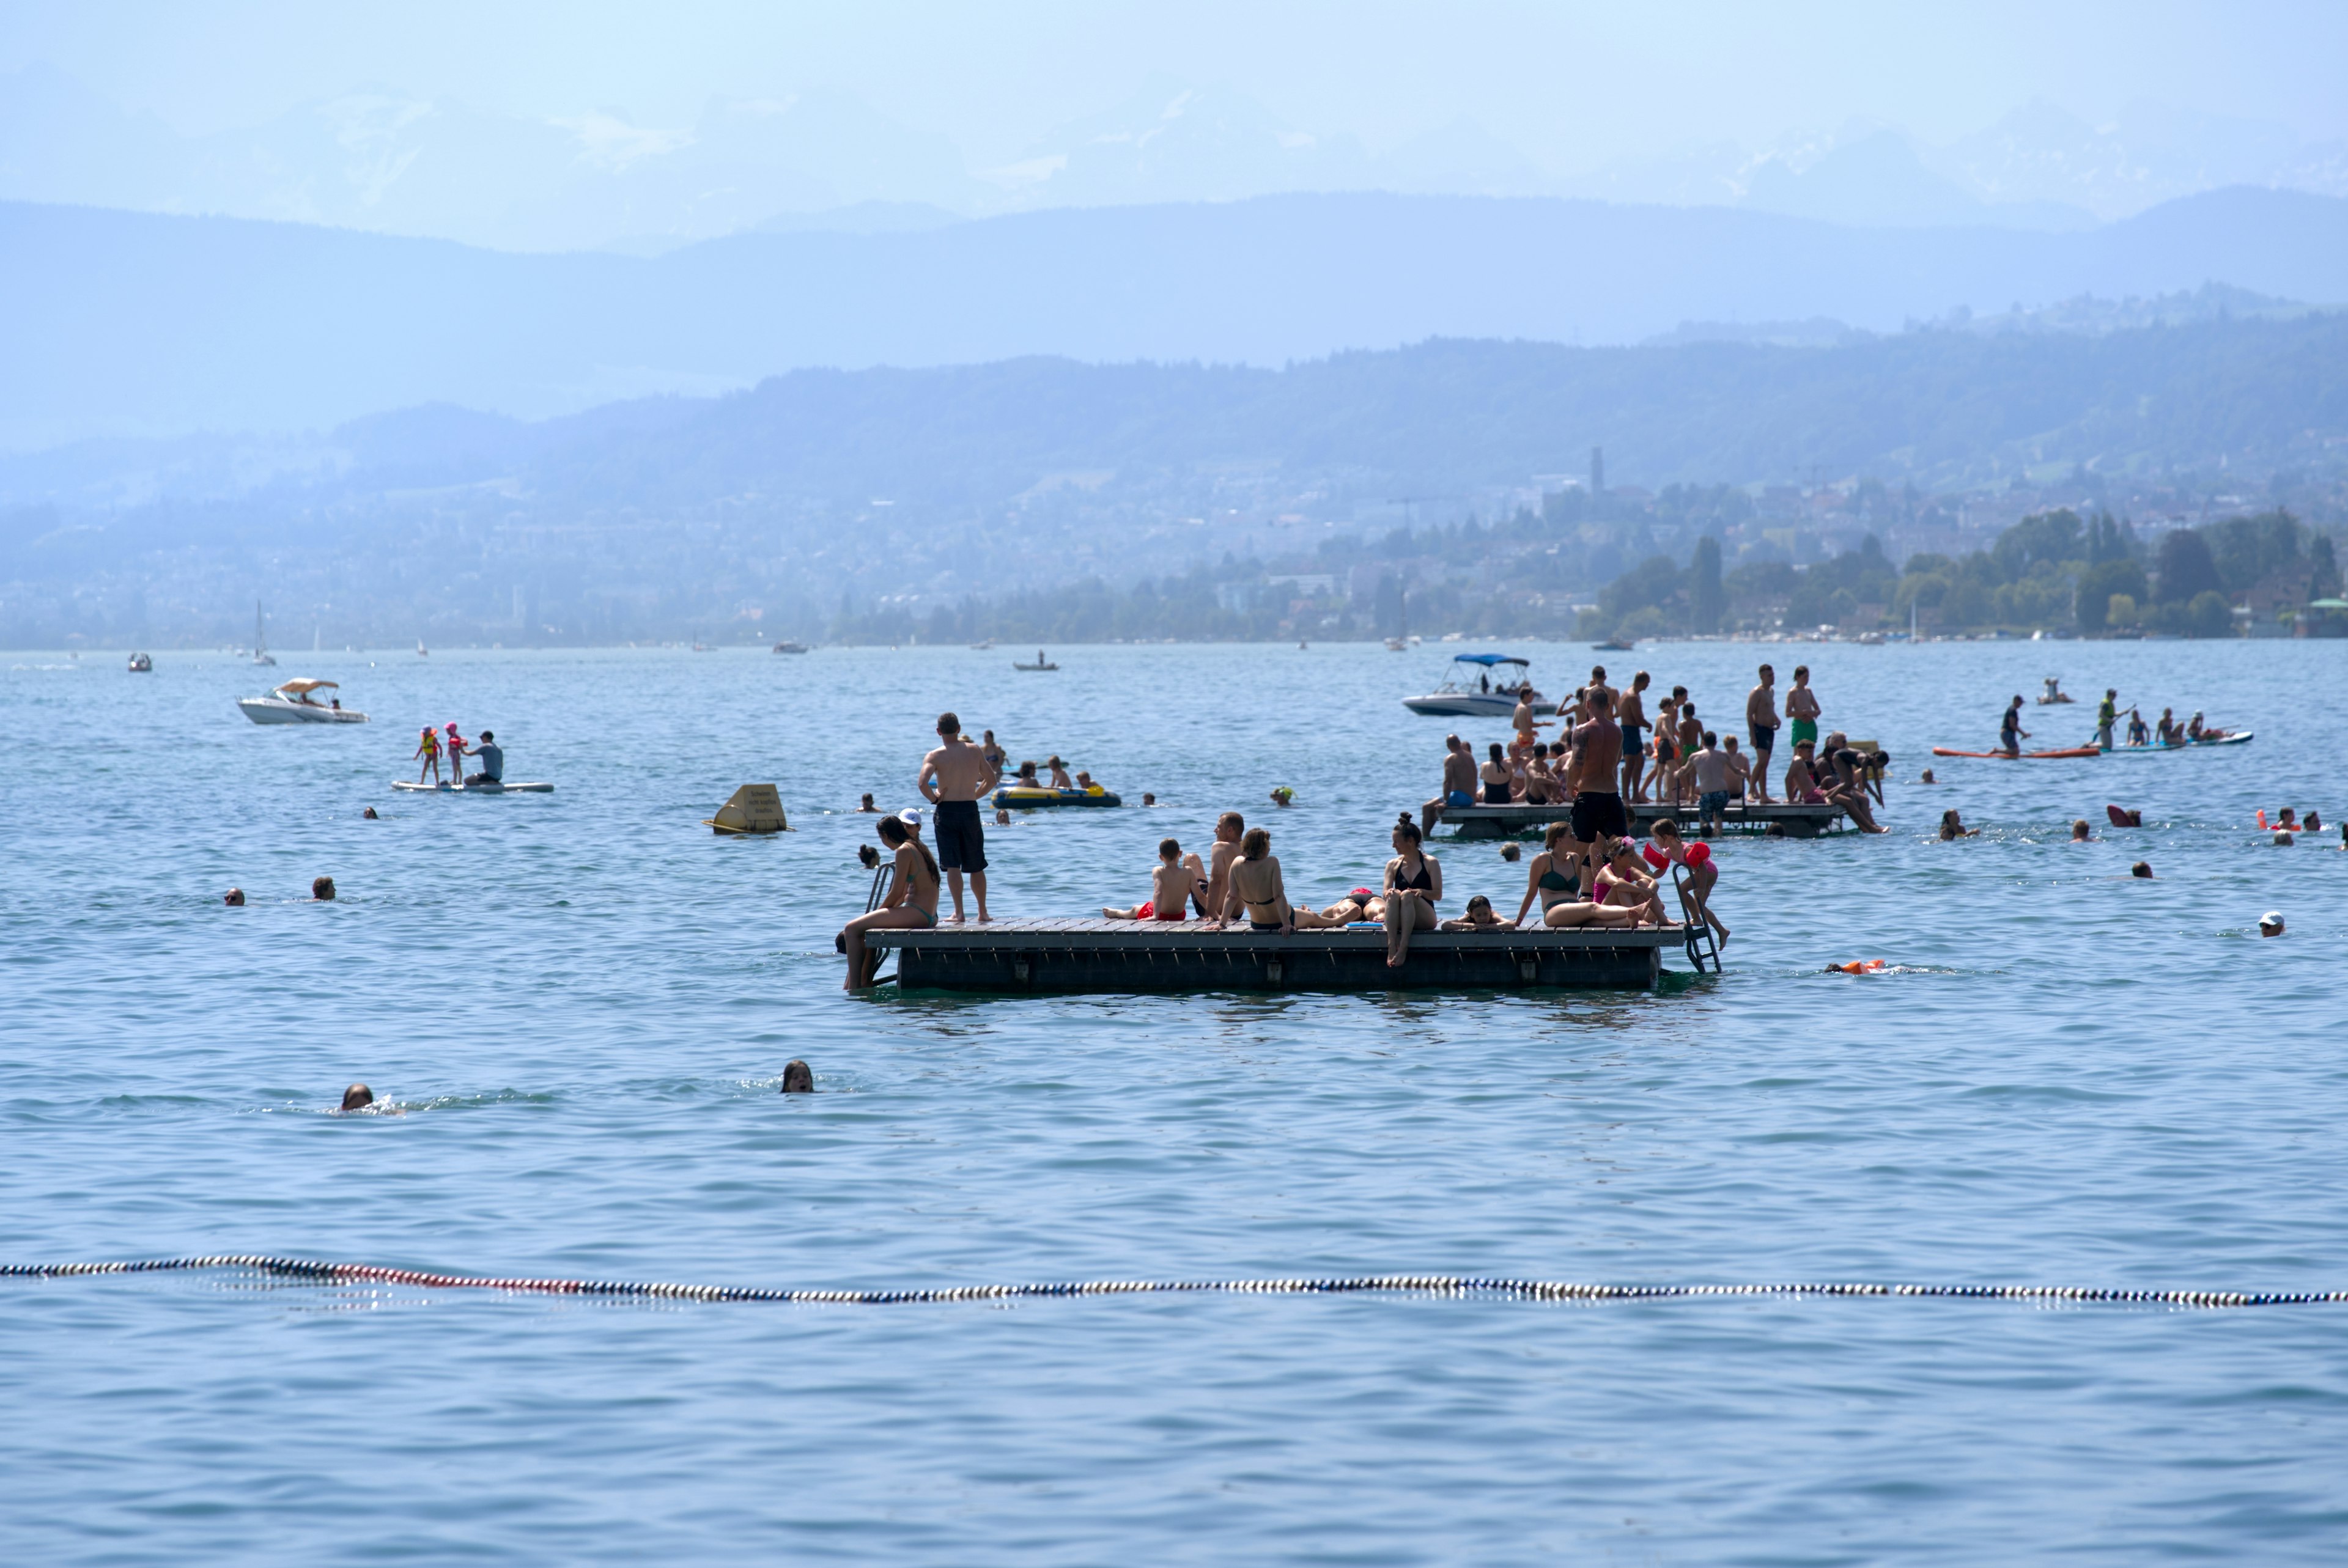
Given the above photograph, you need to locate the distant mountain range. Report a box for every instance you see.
[7,64,2346,252]
[6,185,2347,451]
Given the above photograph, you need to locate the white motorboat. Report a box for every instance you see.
[1401,653,1554,718]
[127,652,152,672]
[237,677,368,724]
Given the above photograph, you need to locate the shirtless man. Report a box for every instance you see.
[1104,839,1204,921]
[1201,811,1247,919]
[1510,690,1540,755]
[916,710,1002,923]
[1419,737,1471,834]
[1746,664,1781,803]
[1616,672,1651,800]
[1567,686,1630,846]
[1784,666,1822,755]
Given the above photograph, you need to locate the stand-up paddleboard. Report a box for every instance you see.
[2099,731,2254,753]
[1930,746,2102,760]
[391,780,554,793]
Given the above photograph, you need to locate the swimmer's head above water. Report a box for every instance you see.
[341,1084,374,1111]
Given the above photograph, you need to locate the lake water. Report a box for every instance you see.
[4,639,2346,1564]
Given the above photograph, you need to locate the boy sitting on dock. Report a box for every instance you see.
[1105,838,1206,921]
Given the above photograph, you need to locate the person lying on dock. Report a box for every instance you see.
[1320,887,1385,922]
[1439,895,1516,932]
[1219,828,1343,933]
[1104,838,1205,921]
[1513,820,1587,928]
[1645,818,1729,945]
[840,815,939,989]
[1422,735,1477,833]
[1381,818,1444,966]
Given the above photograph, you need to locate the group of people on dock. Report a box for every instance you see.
[837,703,1730,986]
[1426,663,1887,836]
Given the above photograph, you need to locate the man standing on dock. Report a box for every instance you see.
[918,712,1002,924]
[1746,664,1780,803]
[1567,686,1630,845]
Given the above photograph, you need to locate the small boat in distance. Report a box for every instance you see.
[1592,637,1635,652]
[417,639,429,657]
[238,678,368,724]
[1402,653,1553,718]
[772,641,810,654]
[252,602,276,666]
[1384,637,1406,652]
[127,652,152,672]
[1014,649,1060,671]
[969,638,995,650]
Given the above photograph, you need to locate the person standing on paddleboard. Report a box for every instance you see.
[1999,696,2029,757]
[2095,689,2119,751]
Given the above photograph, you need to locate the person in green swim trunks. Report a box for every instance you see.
[2095,688,2119,749]
[1785,664,1820,751]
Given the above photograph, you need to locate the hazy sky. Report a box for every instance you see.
[6,0,2343,163]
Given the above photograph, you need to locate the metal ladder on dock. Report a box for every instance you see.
[1671,864,1720,974]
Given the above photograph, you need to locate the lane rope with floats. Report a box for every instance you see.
[4,1256,2344,1309]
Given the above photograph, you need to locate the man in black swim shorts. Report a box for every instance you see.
[1568,686,1631,842]
[917,711,1003,923]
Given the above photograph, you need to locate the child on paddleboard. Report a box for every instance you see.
[443,723,468,784]
[415,725,441,784]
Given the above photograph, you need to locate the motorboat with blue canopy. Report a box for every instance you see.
[1402,653,1554,718]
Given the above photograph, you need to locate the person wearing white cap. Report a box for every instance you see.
[2259,912,2286,937]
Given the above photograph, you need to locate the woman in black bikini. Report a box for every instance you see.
[1478,743,1512,804]
[1221,828,1343,933]
[1513,820,1637,929]
[840,815,940,988]
[1381,819,1444,967]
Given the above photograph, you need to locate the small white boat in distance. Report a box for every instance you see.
[252,602,276,666]
[1401,653,1554,718]
[1014,649,1059,671]
[773,641,810,654]
[128,652,152,672]
[238,678,368,724]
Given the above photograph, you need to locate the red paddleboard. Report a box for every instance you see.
[1930,746,2102,760]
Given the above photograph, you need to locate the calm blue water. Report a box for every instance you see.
[4,639,2346,1564]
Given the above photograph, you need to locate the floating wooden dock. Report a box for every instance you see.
[1433,801,1847,839]
[866,918,1688,993]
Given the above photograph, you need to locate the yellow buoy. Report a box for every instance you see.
[706,784,789,835]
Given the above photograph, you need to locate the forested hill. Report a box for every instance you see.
[12,310,2344,514]
[6,315,2347,647]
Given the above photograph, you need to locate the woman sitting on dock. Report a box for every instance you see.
[1592,837,1671,927]
[1478,743,1512,804]
[1512,820,1585,927]
[840,815,939,988]
[1220,828,1345,934]
[1381,819,1444,966]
